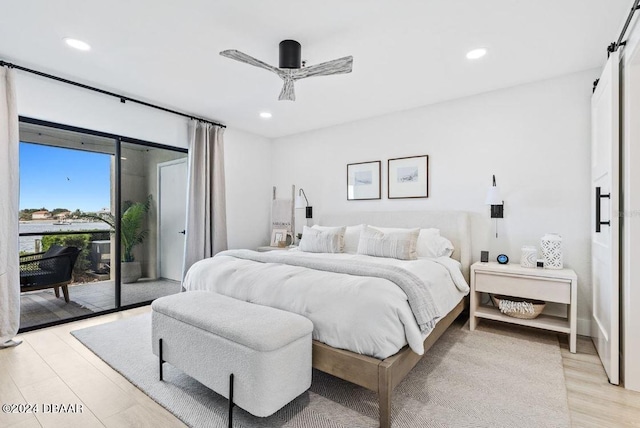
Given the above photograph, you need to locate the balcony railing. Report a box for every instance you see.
[19,230,112,281]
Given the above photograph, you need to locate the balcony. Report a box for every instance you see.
[18,119,188,331]
[19,229,181,330]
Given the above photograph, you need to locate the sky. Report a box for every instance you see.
[19,142,111,212]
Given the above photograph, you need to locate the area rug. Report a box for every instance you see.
[71,314,571,428]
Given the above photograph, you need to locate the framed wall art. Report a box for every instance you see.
[347,160,381,200]
[388,155,429,199]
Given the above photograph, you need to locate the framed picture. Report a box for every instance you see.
[388,155,429,199]
[270,228,288,246]
[347,161,381,200]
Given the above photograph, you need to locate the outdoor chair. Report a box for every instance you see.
[19,245,81,303]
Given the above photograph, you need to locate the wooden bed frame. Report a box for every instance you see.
[312,299,465,428]
[313,210,471,428]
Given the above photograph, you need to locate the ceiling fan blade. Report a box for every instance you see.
[219,50,280,74]
[278,77,296,101]
[293,56,353,79]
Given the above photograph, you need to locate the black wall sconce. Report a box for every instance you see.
[485,175,504,218]
[295,188,313,219]
[485,175,504,238]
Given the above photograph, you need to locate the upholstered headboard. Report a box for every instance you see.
[319,211,471,282]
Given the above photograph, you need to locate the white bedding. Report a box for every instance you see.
[183,250,469,359]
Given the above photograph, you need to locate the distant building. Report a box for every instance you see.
[54,211,72,219]
[31,210,52,220]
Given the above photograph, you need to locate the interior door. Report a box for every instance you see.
[158,158,187,281]
[591,50,620,385]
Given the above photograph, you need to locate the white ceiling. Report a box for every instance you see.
[0,0,629,138]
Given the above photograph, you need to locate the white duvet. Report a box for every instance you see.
[183,250,469,359]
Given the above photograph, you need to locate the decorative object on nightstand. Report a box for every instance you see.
[485,174,504,237]
[490,295,546,319]
[469,261,578,353]
[270,228,288,246]
[295,188,313,219]
[497,254,509,264]
[480,250,489,263]
[541,233,563,269]
[520,246,537,268]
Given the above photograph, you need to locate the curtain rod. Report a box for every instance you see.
[0,59,226,128]
[610,0,640,54]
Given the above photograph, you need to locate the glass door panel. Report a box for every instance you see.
[118,141,186,306]
[18,122,117,329]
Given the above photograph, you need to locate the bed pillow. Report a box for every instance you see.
[357,226,419,260]
[416,229,454,258]
[370,226,454,258]
[312,224,364,253]
[299,225,346,253]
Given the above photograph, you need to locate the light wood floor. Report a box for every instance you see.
[2,307,639,428]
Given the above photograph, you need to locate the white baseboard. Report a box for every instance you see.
[577,317,591,337]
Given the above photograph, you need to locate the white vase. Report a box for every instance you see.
[520,246,537,268]
[541,234,563,269]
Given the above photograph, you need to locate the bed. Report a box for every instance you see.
[183,211,471,427]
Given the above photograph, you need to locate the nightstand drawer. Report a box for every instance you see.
[474,272,571,304]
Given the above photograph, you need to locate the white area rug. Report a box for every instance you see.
[71,314,571,427]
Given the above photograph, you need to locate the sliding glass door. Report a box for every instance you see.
[18,118,187,331]
[118,141,186,306]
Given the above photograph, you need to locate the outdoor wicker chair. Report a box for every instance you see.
[19,245,81,303]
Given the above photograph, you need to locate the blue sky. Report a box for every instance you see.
[19,142,111,212]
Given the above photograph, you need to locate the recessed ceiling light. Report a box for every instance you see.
[466,48,487,60]
[259,112,272,119]
[64,38,91,51]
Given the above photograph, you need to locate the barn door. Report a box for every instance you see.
[591,50,620,385]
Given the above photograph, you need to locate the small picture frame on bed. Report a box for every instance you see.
[270,228,288,246]
[388,155,429,199]
[347,160,381,200]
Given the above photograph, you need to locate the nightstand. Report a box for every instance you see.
[470,261,578,353]
[255,246,295,252]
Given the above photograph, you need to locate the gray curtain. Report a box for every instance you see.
[182,121,227,279]
[0,67,20,347]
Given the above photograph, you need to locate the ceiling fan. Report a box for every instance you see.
[220,40,353,101]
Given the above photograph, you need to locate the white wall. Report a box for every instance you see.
[272,70,595,334]
[16,73,188,147]
[15,72,272,254]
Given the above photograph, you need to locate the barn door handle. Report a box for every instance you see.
[179,230,186,235]
[595,187,611,233]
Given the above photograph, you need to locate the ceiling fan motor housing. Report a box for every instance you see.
[279,40,301,69]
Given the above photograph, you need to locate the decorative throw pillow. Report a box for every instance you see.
[299,225,346,253]
[371,226,454,258]
[312,224,364,253]
[357,226,419,260]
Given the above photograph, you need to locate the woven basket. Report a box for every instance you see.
[490,294,546,320]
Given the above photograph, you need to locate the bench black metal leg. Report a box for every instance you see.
[159,338,163,381]
[228,373,234,428]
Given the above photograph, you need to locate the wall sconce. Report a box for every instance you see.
[485,175,504,218]
[485,175,504,238]
[295,188,313,219]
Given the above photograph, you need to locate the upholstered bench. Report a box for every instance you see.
[151,291,313,426]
